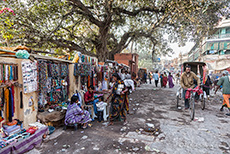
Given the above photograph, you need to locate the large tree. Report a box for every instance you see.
[1,0,229,61]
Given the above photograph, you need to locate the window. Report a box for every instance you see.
[220,50,225,55]
[226,27,230,34]
[225,50,230,54]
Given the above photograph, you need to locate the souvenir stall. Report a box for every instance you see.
[97,63,109,91]
[0,47,48,153]
[34,54,72,126]
[73,52,98,91]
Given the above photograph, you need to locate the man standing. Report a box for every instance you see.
[180,65,200,109]
[215,70,230,116]
[153,71,159,87]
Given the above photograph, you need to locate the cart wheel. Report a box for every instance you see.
[177,95,179,108]
[190,96,195,120]
[201,96,205,110]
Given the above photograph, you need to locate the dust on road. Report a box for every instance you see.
[31,84,230,154]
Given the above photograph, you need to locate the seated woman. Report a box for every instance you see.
[65,95,92,129]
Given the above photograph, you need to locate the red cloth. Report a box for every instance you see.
[185,87,203,99]
[185,90,191,99]
[84,91,94,104]
[163,76,167,86]
[193,86,203,95]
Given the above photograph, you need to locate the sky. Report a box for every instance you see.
[164,42,195,60]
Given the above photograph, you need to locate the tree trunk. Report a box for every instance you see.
[96,27,110,62]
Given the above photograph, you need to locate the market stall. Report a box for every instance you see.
[33,54,73,126]
[73,52,98,91]
[0,56,38,130]
[0,46,48,152]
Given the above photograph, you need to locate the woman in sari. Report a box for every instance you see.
[106,73,128,126]
[168,72,174,88]
[65,95,92,129]
[162,72,168,88]
[160,73,163,87]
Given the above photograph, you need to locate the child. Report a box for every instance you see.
[96,96,105,122]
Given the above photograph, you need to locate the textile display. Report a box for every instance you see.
[38,60,69,105]
[51,63,60,77]
[74,63,91,76]
[60,63,68,77]
[21,61,38,93]
[74,63,81,76]
[0,64,18,85]
[0,126,48,154]
[4,87,14,122]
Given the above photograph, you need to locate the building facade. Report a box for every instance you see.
[188,18,230,72]
[114,53,139,74]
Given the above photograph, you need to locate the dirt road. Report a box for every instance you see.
[29,84,230,154]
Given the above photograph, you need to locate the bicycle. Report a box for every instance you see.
[177,86,206,120]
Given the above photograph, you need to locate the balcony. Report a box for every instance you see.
[206,33,230,43]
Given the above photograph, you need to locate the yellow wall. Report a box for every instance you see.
[68,64,80,98]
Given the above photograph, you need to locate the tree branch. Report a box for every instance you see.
[69,0,103,27]
[112,6,165,16]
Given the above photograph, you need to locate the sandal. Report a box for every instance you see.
[82,124,88,129]
[108,122,114,126]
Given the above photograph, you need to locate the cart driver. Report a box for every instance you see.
[180,65,201,109]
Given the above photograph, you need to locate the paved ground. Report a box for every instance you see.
[28,83,230,154]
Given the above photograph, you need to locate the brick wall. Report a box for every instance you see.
[114,53,139,74]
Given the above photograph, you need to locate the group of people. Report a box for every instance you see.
[64,72,132,129]
[144,71,175,88]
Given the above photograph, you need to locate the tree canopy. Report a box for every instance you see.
[1,0,229,61]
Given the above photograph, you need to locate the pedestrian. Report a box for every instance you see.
[203,74,212,100]
[125,71,131,79]
[176,72,180,84]
[148,72,152,84]
[65,95,92,129]
[168,72,174,88]
[160,73,163,88]
[162,72,168,88]
[106,73,128,125]
[153,71,159,87]
[96,96,105,122]
[143,71,147,84]
[215,70,230,116]
[120,69,126,81]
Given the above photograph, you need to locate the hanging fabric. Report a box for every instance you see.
[87,75,90,87]
[3,64,5,83]
[11,85,15,113]
[4,88,9,121]
[5,65,8,82]
[20,91,23,109]
[0,64,2,84]
[0,110,4,122]
[9,87,14,122]
[0,88,4,109]
[14,65,18,81]
[0,89,4,122]
[9,65,13,81]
